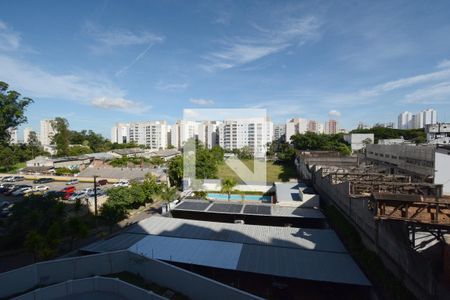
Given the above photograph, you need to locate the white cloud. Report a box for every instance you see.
[328,110,341,118]
[0,54,146,113]
[84,21,164,49]
[0,20,21,51]
[404,82,450,104]
[91,97,140,110]
[156,82,189,91]
[189,98,215,105]
[437,59,450,69]
[202,16,321,72]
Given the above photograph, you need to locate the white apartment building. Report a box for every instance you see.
[218,118,273,158]
[128,121,168,149]
[398,111,413,129]
[111,123,130,144]
[169,120,200,149]
[273,124,286,141]
[23,127,32,144]
[198,121,220,149]
[8,128,18,144]
[40,119,56,146]
[286,118,308,142]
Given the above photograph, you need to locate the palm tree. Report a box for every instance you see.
[221,178,237,201]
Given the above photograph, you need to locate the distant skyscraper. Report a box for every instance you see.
[170,120,200,149]
[128,121,168,149]
[111,123,130,144]
[23,127,33,144]
[8,128,18,144]
[273,124,286,141]
[324,119,338,134]
[286,118,308,142]
[422,108,437,127]
[40,119,56,145]
[398,111,413,129]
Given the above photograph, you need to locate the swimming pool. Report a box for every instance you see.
[207,193,272,202]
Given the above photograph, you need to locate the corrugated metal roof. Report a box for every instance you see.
[129,235,242,270]
[128,216,344,253]
[81,233,145,253]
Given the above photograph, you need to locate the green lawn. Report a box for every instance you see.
[217,159,297,184]
[0,162,26,173]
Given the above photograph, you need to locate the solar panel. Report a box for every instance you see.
[175,201,210,211]
[208,203,243,213]
[243,205,271,215]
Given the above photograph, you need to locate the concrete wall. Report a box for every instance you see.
[0,251,261,300]
[305,162,450,300]
[435,151,450,195]
[14,276,165,300]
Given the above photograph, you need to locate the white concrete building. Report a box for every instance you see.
[273,124,286,141]
[8,128,18,144]
[23,127,33,144]
[286,118,308,142]
[111,123,130,144]
[198,121,220,149]
[343,133,374,153]
[170,120,200,149]
[40,119,56,146]
[218,118,273,158]
[128,121,168,149]
[398,111,413,129]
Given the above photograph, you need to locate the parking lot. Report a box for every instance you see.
[0,179,113,204]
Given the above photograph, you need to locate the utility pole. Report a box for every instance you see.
[93,175,98,217]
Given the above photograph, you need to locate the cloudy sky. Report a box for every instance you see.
[1,0,450,138]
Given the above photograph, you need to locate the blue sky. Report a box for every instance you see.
[1,0,450,138]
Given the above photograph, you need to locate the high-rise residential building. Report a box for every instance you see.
[128,121,168,149]
[357,122,370,130]
[218,118,273,158]
[23,127,33,144]
[169,120,200,149]
[422,108,437,127]
[316,123,324,134]
[398,111,413,129]
[324,119,338,134]
[198,121,220,149]
[111,123,130,144]
[40,119,56,146]
[8,128,18,144]
[273,124,286,141]
[286,118,308,142]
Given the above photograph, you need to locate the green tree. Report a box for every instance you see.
[24,230,44,262]
[168,155,183,187]
[155,185,178,202]
[66,217,88,250]
[100,203,128,233]
[149,156,165,167]
[221,178,237,201]
[0,81,33,145]
[51,117,70,157]
[142,174,162,202]
[195,190,208,200]
[27,131,43,158]
[0,146,17,171]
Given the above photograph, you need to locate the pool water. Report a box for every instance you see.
[207,193,272,202]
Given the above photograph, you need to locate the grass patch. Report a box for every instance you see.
[0,162,26,173]
[217,159,297,184]
[323,205,416,300]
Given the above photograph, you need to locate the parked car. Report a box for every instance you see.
[69,191,88,201]
[113,180,129,187]
[33,178,55,184]
[97,179,108,186]
[0,184,15,193]
[62,186,76,193]
[66,179,79,185]
[12,176,24,182]
[34,185,50,191]
[0,201,11,209]
[12,187,33,196]
[5,185,32,196]
[44,191,65,199]
[88,188,105,197]
[63,192,74,200]
[1,176,13,182]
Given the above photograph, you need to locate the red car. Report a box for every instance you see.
[62,186,76,193]
[63,192,74,200]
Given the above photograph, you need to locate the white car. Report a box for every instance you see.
[12,187,32,196]
[66,179,79,185]
[34,185,50,191]
[113,181,129,187]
